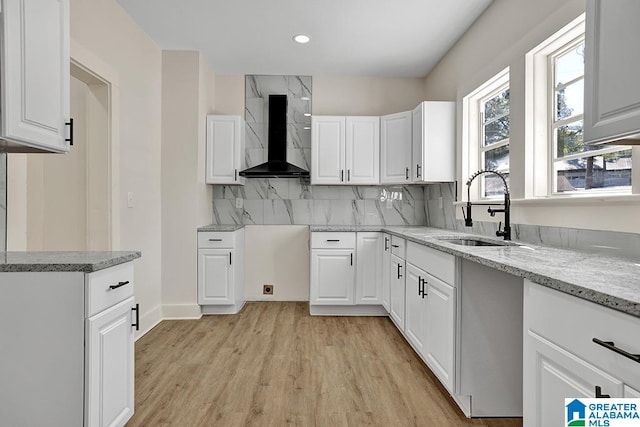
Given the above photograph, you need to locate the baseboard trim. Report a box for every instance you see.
[309,305,389,316]
[201,301,245,315]
[136,304,162,341]
[162,303,203,320]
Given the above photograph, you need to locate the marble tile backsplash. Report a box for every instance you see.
[212,182,426,226]
[425,182,640,260]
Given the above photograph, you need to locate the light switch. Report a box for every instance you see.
[127,192,134,208]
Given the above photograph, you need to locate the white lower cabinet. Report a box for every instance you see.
[86,297,135,427]
[355,232,382,304]
[423,274,456,392]
[389,253,406,329]
[0,261,137,427]
[381,234,391,312]
[310,249,355,305]
[197,229,245,314]
[524,280,640,427]
[405,263,428,355]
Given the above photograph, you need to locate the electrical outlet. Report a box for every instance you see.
[438,196,443,209]
[235,198,243,209]
[127,192,134,208]
[263,284,274,295]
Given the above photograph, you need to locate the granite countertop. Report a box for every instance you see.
[0,251,142,273]
[198,224,245,232]
[381,227,640,318]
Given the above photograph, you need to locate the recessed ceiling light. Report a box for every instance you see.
[293,34,310,44]
[303,113,311,117]
[300,96,310,101]
[303,126,311,130]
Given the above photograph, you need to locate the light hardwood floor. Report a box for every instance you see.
[128,302,522,427]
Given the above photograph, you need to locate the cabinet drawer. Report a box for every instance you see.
[86,263,134,317]
[311,232,356,249]
[390,235,406,258]
[525,281,640,391]
[406,242,455,285]
[198,232,236,248]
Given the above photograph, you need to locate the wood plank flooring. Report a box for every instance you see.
[127,302,522,427]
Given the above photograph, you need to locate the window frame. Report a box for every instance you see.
[462,67,510,201]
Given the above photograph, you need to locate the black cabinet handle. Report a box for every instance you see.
[384,237,389,251]
[593,338,640,364]
[109,280,130,290]
[391,244,399,248]
[347,170,351,181]
[595,385,610,399]
[326,239,340,242]
[131,304,139,331]
[229,252,232,265]
[340,170,344,182]
[417,276,422,296]
[209,238,223,242]
[397,263,402,279]
[65,118,74,146]
[350,253,353,266]
[405,167,409,180]
[234,169,238,181]
[416,164,421,179]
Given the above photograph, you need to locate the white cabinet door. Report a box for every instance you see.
[198,249,234,305]
[355,232,382,304]
[311,116,345,184]
[381,111,412,184]
[389,254,406,329]
[205,115,245,185]
[345,116,379,184]
[424,274,456,392]
[381,234,391,312]
[0,0,70,153]
[584,0,640,145]
[310,249,355,305]
[405,263,428,356]
[523,331,624,427]
[412,102,455,183]
[86,297,135,427]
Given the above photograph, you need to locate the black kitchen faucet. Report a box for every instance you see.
[462,169,511,241]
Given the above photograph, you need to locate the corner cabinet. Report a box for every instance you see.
[380,111,412,184]
[311,116,379,185]
[205,115,245,185]
[198,229,245,314]
[0,0,71,153]
[411,101,455,182]
[523,280,640,426]
[0,261,137,427]
[584,0,640,145]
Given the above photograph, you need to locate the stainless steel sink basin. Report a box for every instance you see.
[438,238,513,247]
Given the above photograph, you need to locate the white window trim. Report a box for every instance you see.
[461,67,510,202]
[525,13,636,199]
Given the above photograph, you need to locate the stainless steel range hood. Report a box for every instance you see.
[239,94,310,178]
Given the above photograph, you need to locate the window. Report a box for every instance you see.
[550,39,632,194]
[462,68,510,200]
[526,14,632,197]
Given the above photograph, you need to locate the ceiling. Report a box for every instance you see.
[116,0,493,78]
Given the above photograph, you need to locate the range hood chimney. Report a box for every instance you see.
[239,94,310,178]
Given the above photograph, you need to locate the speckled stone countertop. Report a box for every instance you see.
[0,251,142,273]
[198,224,245,232]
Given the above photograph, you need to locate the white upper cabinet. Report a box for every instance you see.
[311,116,345,184]
[412,101,456,182]
[312,116,379,185]
[380,111,412,184]
[0,0,70,153]
[345,117,380,184]
[206,115,245,185]
[584,0,640,145]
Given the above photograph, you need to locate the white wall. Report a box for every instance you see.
[69,0,163,333]
[422,0,640,233]
[161,51,214,319]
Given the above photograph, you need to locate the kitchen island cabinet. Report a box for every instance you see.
[0,252,140,427]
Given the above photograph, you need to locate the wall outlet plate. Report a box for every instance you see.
[235,198,243,209]
[263,284,273,295]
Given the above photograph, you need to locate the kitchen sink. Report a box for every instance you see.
[437,238,515,247]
